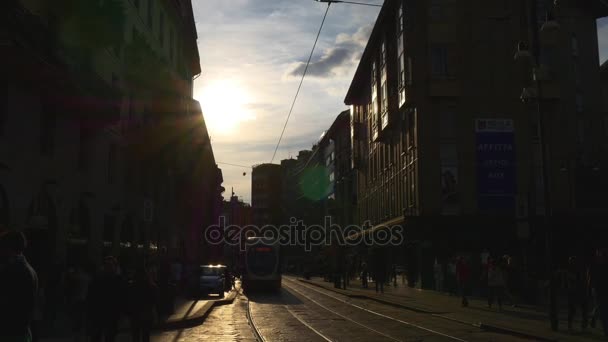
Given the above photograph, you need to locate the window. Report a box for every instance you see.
[407,57,413,85]
[571,35,579,56]
[576,93,584,113]
[439,111,455,139]
[431,46,448,78]
[108,144,117,184]
[573,63,581,87]
[440,144,459,214]
[397,2,404,33]
[407,108,417,147]
[397,6,406,106]
[380,64,388,128]
[430,0,442,19]
[147,0,153,28]
[159,12,164,47]
[371,60,379,139]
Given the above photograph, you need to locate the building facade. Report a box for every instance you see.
[345,0,608,288]
[251,163,283,227]
[1,0,222,275]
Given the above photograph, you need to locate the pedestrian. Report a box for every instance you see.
[456,256,470,307]
[548,258,569,331]
[0,230,39,342]
[447,257,457,295]
[589,248,608,336]
[503,255,519,307]
[67,263,91,340]
[361,262,369,289]
[391,264,398,287]
[87,256,126,342]
[433,258,444,293]
[565,256,589,332]
[128,265,158,342]
[486,258,506,310]
[372,249,387,294]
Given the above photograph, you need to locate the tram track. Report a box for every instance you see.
[246,294,266,342]
[283,277,469,342]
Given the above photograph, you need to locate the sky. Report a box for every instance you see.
[191,1,608,204]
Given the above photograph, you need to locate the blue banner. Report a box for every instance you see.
[475,119,516,212]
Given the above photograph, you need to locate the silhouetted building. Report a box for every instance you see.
[252,164,283,227]
[1,0,222,273]
[345,0,608,288]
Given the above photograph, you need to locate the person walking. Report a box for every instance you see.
[487,258,506,310]
[87,256,126,342]
[447,257,457,295]
[564,256,589,332]
[589,248,608,336]
[456,256,470,307]
[372,249,386,294]
[361,262,369,289]
[434,258,444,293]
[128,265,158,342]
[66,263,91,340]
[0,230,39,342]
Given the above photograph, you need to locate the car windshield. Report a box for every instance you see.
[200,267,223,276]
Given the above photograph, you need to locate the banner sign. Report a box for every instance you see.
[475,119,516,212]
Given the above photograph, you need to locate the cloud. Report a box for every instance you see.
[598,18,608,63]
[285,25,373,78]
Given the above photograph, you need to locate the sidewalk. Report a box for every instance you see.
[298,277,606,342]
[39,288,239,341]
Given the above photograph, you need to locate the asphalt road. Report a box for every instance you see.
[151,276,530,342]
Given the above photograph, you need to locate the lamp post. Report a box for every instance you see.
[514,0,561,327]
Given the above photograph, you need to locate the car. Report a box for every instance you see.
[196,265,226,297]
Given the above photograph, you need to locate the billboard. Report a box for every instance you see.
[475,119,516,213]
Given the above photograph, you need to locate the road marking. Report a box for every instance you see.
[284,282,401,341]
[284,306,333,342]
[284,278,468,342]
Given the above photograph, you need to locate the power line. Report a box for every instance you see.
[270,3,332,163]
[318,0,382,7]
[217,162,252,169]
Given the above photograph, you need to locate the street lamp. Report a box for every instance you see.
[514,2,562,329]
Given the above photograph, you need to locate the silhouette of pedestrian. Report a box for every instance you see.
[87,256,126,342]
[0,230,39,342]
[128,265,158,342]
[361,262,368,288]
[486,258,505,310]
[565,256,589,332]
[589,248,608,336]
[456,256,470,307]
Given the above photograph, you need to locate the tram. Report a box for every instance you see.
[241,236,281,292]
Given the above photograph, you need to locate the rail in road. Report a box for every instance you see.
[246,277,527,342]
[282,277,468,342]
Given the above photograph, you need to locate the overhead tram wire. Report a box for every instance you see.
[315,0,382,7]
[270,3,332,164]
[217,162,253,169]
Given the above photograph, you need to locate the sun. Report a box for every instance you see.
[196,80,255,136]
